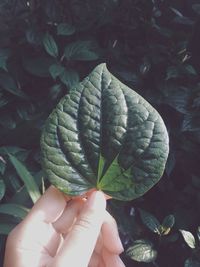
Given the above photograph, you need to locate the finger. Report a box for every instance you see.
[48,191,106,267]
[6,186,67,257]
[102,211,124,254]
[25,186,67,224]
[53,199,84,234]
[102,249,126,267]
[88,251,100,267]
[95,234,103,255]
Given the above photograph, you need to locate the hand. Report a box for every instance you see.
[4,186,125,267]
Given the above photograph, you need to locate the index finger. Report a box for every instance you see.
[25,186,68,224]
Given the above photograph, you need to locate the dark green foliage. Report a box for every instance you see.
[0,0,200,266]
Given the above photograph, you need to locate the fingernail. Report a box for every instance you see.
[87,191,106,210]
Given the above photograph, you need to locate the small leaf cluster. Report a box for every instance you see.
[126,209,175,264]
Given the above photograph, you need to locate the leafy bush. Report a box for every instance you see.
[0,1,200,266]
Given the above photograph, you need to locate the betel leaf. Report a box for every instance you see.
[139,209,161,234]
[126,239,157,263]
[41,63,169,201]
[43,33,58,58]
[180,230,196,249]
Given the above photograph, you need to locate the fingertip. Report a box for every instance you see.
[86,191,106,211]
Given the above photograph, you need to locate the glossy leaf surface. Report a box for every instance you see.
[126,239,157,263]
[41,63,169,200]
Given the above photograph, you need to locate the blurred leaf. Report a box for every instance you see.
[0,180,5,201]
[126,239,157,263]
[49,63,65,80]
[139,209,161,234]
[170,7,183,17]
[165,152,176,177]
[160,215,175,235]
[57,23,75,36]
[59,69,79,89]
[49,84,62,100]
[166,66,179,80]
[23,57,55,77]
[64,41,99,61]
[197,226,200,242]
[192,4,200,15]
[8,154,41,203]
[185,258,200,267]
[0,203,29,219]
[0,48,10,71]
[180,230,196,249]
[182,114,200,132]
[0,113,17,129]
[0,147,29,160]
[0,157,6,175]
[0,223,15,235]
[163,86,190,114]
[0,93,9,108]
[173,16,194,25]
[0,73,26,98]
[43,33,58,58]
[184,65,197,76]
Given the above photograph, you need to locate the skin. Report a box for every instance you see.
[4,186,126,267]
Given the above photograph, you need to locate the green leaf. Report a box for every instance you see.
[180,230,196,249]
[0,48,10,71]
[23,56,55,77]
[184,65,197,76]
[0,180,5,201]
[59,69,79,89]
[197,226,200,241]
[192,4,200,15]
[126,239,157,263]
[49,64,65,80]
[97,154,106,182]
[185,258,200,267]
[41,63,169,200]
[0,157,6,175]
[98,156,132,191]
[166,66,179,80]
[0,73,26,98]
[160,214,175,235]
[43,33,58,58]
[57,23,75,36]
[64,41,99,61]
[0,223,15,235]
[139,209,161,234]
[0,203,29,219]
[8,154,41,203]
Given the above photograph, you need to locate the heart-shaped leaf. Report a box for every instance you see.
[41,63,169,200]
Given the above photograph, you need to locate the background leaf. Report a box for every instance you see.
[0,224,15,235]
[139,209,161,234]
[8,154,41,203]
[0,203,29,219]
[126,239,157,263]
[43,33,58,58]
[0,180,5,201]
[57,23,75,36]
[64,41,99,61]
[160,215,175,235]
[180,230,196,249]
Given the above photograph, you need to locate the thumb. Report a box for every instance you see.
[50,191,106,267]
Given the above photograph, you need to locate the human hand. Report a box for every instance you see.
[4,186,125,267]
